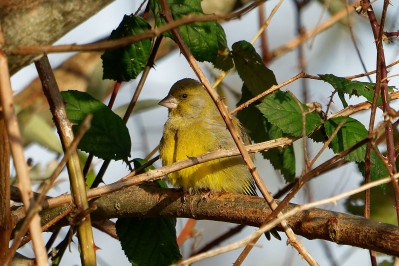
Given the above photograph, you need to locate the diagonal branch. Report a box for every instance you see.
[35,55,96,265]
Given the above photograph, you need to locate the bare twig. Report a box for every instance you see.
[270,2,357,59]
[325,91,337,118]
[177,219,197,246]
[231,72,305,114]
[345,58,399,80]
[0,79,10,261]
[257,4,270,63]
[251,0,284,46]
[19,205,74,248]
[345,0,372,82]
[92,220,118,239]
[328,91,399,119]
[192,225,246,255]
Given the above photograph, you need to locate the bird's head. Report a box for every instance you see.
[159,78,217,119]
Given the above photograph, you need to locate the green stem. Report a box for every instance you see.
[35,55,96,265]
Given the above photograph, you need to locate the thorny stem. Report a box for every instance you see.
[363,0,399,224]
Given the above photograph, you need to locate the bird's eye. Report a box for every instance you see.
[181,93,188,99]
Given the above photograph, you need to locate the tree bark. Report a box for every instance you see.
[0,0,113,74]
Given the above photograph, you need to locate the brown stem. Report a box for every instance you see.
[258,4,270,64]
[270,2,356,59]
[0,91,10,261]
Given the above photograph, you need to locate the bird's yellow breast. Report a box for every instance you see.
[160,116,255,194]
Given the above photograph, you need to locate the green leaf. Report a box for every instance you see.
[150,0,219,63]
[324,117,366,162]
[319,74,395,106]
[116,217,181,266]
[325,117,388,182]
[257,91,323,137]
[231,42,296,181]
[237,86,295,182]
[101,15,152,81]
[62,90,131,160]
[232,41,277,95]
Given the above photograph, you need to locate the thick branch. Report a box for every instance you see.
[22,184,399,257]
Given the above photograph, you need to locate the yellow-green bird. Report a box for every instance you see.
[159,78,280,240]
[159,78,256,195]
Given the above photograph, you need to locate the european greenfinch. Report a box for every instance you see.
[159,78,256,195]
[159,78,280,240]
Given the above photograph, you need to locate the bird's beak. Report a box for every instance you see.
[159,95,178,109]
